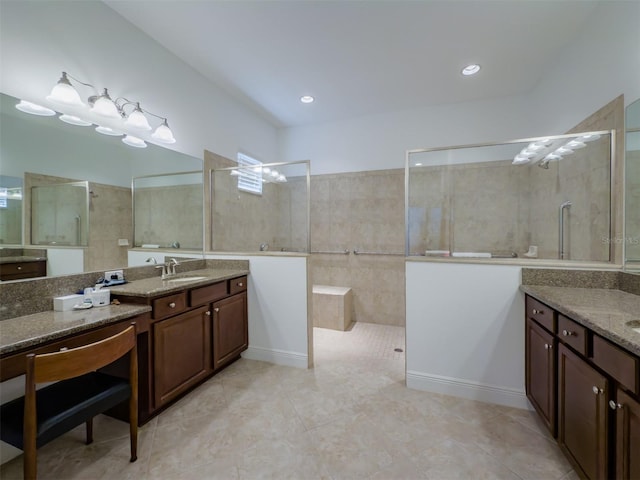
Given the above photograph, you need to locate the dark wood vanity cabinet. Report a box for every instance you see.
[212,291,248,371]
[525,317,557,435]
[114,275,248,421]
[557,343,609,480]
[0,260,46,281]
[525,294,640,480]
[153,305,212,407]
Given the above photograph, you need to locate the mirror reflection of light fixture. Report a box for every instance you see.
[122,135,147,148]
[15,100,56,116]
[20,71,178,148]
[59,114,92,126]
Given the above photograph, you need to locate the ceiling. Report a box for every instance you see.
[105,0,599,128]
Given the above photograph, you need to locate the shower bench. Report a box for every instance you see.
[312,285,353,331]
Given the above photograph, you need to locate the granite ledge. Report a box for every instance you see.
[520,285,640,357]
[0,303,151,355]
[108,268,250,298]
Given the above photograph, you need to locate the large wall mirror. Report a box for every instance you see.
[626,98,640,271]
[0,92,204,280]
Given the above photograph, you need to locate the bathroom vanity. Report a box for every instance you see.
[522,287,640,480]
[0,266,249,426]
[0,257,46,281]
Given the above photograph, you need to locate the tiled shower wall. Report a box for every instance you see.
[627,149,640,262]
[310,170,405,327]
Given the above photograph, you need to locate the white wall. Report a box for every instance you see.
[278,1,640,175]
[47,248,85,276]
[0,0,278,166]
[206,254,309,369]
[406,261,527,408]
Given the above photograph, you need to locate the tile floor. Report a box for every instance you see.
[1,322,577,479]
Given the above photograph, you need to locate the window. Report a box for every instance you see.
[236,152,263,195]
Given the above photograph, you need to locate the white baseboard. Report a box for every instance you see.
[241,346,308,369]
[406,370,530,410]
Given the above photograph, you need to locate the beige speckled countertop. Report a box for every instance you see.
[0,304,151,355]
[108,268,249,298]
[520,285,640,356]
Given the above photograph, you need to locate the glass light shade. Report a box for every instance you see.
[270,170,279,178]
[545,153,563,161]
[151,122,176,144]
[277,174,287,182]
[15,100,56,116]
[578,133,601,142]
[262,167,272,175]
[512,154,531,164]
[95,126,122,136]
[91,96,120,118]
[566,140,586,149]
[124,108,152,131]
[47,82,85,107]
[461,64,481,76]
[230,169,240,176]
[555,147,574,155]
[59,114,92,126]
[122,135,147,148]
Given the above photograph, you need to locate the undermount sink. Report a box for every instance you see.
[166,276,208,283]
[626,320,640,334]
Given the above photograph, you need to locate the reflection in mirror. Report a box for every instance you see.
[0,175,22,244]
[625,98,640,271]
[407,131,613,261]
[0,91,204,279]
[210,161,310,253]
[31,181,89,246]
[133,172,203,250]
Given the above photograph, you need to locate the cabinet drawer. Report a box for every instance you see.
[189,281,227,307]
[229,276,247,295]
[592,335,639,395]
[152,292,187,319]
[557,314,588,355]
[0,260,46,280]
[526,296,556,333]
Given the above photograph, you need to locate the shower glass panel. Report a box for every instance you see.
[133,171,203,250]
[625,99,640,270]
[210,161,310,253]
[31,181,89,246]
[406,131,613,262]
[0,175,23,244]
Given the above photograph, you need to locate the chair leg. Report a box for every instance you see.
[85,418,93,445]
[129,400,138,462]
[23,443,37,480]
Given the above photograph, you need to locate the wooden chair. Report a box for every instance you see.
[0,324,138,480]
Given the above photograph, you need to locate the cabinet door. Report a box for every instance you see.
[212,292,248,371]
[526,318,557,436]
[558,343,609,480]
[153,306,211,407]
[614,389,640,480]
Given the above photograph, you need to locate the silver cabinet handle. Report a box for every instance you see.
[238,282,243,287]
[544,343,552,350]
[17,266,22,270]
[169,302,176,308]
[214,307,219,313]
[562,330,575,337]
[592,386,603,395]
[609,400,623,410]
[532,309,539,314]
[205,311,211,316]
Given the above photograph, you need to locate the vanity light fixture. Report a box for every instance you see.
[461,64,481,76]
[300,95,315,103]
[15,100,56,116]
[41,71,176,145]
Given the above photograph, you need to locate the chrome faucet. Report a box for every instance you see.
[260,243,269,251]
[168,258,180,275]
[145,257,158,265]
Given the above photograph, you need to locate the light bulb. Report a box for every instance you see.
[46,72,85,107]
[151,120,176,144]
[91,89,120,118]
[124,104,151,131]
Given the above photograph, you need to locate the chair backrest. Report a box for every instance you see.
[27,325,137,384]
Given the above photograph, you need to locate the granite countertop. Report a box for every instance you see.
[521,285,640,356]
[0,303,151,355]
[0,256,47,264]
[109,268,250,298]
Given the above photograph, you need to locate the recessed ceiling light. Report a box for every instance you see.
[300,95,314,104]
[461,64,481,76]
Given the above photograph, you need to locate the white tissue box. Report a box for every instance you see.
[90,289,111,307]
[54,294,84,311]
